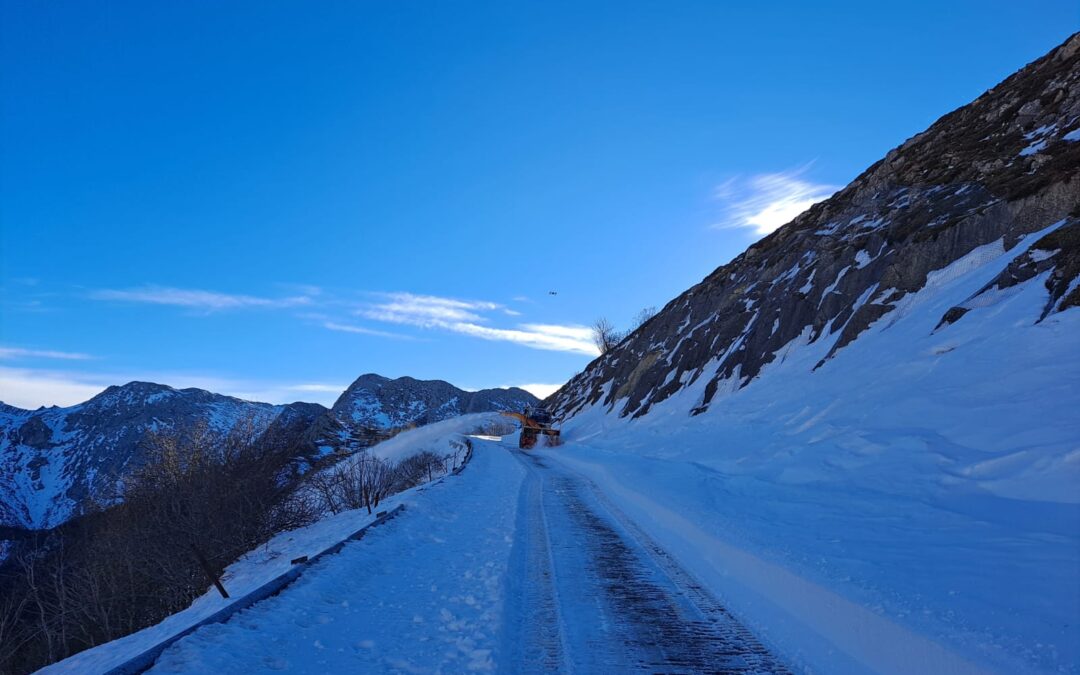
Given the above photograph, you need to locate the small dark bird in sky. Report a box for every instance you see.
[549,291,558,296]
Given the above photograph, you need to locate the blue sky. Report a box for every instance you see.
[1,1,1076,408]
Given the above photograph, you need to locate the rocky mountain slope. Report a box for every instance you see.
[540,35,1080,673]
[303,374,537,452]
[0,382,326,529]
[549,33,1080,421]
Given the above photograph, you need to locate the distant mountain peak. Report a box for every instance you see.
[304,374,538,453]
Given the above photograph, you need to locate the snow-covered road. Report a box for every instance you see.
[504,450,786,674]
[140,437,788,674]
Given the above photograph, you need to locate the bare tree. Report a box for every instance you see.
[633,306,658,329]
[592,317,624,354]
[360,456,396,513]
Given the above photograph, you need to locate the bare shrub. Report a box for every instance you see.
[307,453,399,515]
[633,306,658,329]
[592,317,625,354]
[394,451,446,492]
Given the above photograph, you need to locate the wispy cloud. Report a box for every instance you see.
[0,346,94,361]
[322,321,413,340]
[712,167,837,236]
[360,292,501,326]
[91,285,314,311]
[83,284,595,354]
[359,292,599,356]
[450,322,597,355]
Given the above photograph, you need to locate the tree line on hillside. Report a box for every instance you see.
[0,418,471,674]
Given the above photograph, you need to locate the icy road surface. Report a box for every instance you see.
[144,438,787,674]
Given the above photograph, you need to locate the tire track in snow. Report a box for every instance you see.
[502,455,570,673]
[509,450,789,674]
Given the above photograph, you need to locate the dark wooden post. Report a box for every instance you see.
[190,543,230,599]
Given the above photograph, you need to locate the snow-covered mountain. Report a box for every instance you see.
[303,374,538,452]
[0,382,326,530]
[0,375,536,531]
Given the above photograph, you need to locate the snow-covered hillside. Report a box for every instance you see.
[542,34,1080,674]
[554,247,1078,672]
[0,382,323,529]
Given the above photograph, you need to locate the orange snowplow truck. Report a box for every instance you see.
[501,406,561,450]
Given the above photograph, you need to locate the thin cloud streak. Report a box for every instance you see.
[323,321,414,340]
[451,322,598,356]
[359,292,599,356]
[91,285,314,311]
[360,292,501,325]
[0,346,94,361]
[712,168,837,236]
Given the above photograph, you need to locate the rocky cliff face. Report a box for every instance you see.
[549,34,1080,421]
[0,382,325,529]
[304,374,538,452]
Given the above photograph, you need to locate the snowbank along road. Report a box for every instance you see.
[134,436,789,674]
